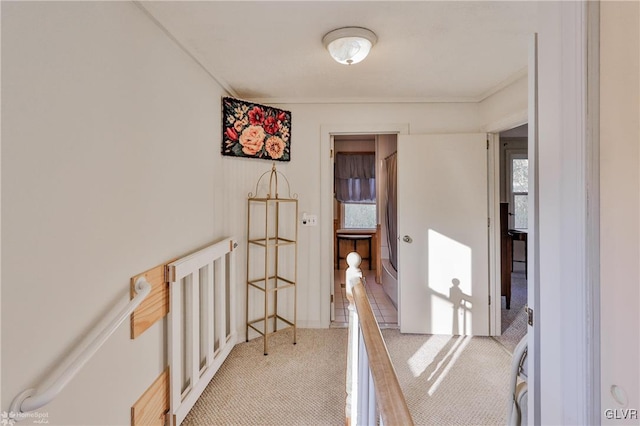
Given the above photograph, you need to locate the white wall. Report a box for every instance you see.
[1,2,232,424]
[480,74,528,133]
[600,1,640,423]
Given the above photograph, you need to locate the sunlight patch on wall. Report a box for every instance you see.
[428,229,473,334]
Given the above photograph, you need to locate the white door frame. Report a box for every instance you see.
[484,30,546,426]
[320,124,409,327]
[535,2,600,424]
[486,126,527,338]
[486,132,502,336]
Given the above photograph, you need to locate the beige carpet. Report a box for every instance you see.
[183,328,511,426]
[382,330,511,425]
[182,328,348,426]
[495,268,528,354]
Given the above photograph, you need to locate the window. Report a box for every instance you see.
[343,203,376,229]
[334,152,377,228]
[511,157,528,229]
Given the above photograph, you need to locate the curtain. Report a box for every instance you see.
[385,152,398,271]
[334,153,376,203]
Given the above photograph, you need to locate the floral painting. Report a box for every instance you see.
[222,97,292,162]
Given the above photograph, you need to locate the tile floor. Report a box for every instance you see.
[332,268,398,327]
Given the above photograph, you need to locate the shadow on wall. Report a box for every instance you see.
[449,278,472,335]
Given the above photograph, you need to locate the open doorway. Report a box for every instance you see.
[331,134,398,328]
[495,123,528,352]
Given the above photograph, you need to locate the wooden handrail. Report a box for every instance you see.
[352,281,414,425]
[345,252,413,426]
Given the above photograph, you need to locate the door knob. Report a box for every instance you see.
[403,235,413,243]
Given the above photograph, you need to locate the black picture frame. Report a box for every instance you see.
[221,97,292,162]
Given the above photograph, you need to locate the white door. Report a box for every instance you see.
[398,133,489,335]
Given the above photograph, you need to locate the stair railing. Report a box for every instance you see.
[344,252,413,426]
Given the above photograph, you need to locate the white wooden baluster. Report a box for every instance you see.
[373,371,381,425]
[183,277,192,393]
[169,274,182,421]
[190,272,200,388]
[368,367,377,424]
[356,312,378,425]
[346,252,362,426]
[369,371,378,425]
[228,242,237,339]
[205,262,214,364]
[357,330,371,425]
[216,256,226,352]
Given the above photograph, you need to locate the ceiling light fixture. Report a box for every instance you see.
[322,27,377,65]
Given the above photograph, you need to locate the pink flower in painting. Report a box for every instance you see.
[277,111,287,122]
[265,136,285,159]
[225,127,238,141]
[248,107,265,125]
[263,116,280,134]
[239,125,265,155]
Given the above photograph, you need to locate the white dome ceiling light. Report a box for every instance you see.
[322,27,377,65]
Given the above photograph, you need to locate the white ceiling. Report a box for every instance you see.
[138,1,538,103]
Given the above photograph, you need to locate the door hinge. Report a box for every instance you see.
[526,305,534,326]
[330,149,334,158]
[331,294,334,303]
[488,217,491,227]
[488,295,491,305]
[487,139,490,149]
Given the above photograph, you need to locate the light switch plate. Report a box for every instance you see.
[302,213,318,226]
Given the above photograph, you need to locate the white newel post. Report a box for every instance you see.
[345,252,362,426]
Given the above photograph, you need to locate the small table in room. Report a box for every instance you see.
[336,231,373,270]
[508,229,528,276]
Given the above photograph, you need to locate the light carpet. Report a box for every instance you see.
[182,328,348,426]
[183,328,511,426]
[494,269,528,354]
[383,331,511,426]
